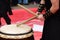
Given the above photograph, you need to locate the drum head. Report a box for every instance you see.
[0,24,32,35]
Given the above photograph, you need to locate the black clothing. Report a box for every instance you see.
[0,0,12,25]
[12,0,18,6]
[29,0,41,4]
[45,0,52,10]
[6,0,13,15]
[40,0,60,40]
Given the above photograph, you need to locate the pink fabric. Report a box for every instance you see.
[1,8,44,40]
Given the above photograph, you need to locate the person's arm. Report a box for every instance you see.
[43,0,59,19]
[50,0,59,14]
[37,0,59,20]
[37,0,45,13]
[37,0,45,20]
[40,0,45,4]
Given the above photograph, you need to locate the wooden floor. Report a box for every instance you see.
[11,4,39,9]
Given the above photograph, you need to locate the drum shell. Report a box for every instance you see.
[0,30,34,40]
[0,35,34,40]
[0,24,34,40]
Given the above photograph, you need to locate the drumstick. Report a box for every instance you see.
[17,4,38,17]
[17,15,38,27]
[17,4,40,27]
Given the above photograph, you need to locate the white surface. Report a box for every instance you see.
[33,24,43,32]
[0,24,31,34]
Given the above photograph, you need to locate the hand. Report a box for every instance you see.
[37,14,45,21]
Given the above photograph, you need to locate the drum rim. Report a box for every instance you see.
[0,29,33,36]
[0,32,33,39]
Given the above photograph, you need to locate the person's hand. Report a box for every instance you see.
[37,14,45,21]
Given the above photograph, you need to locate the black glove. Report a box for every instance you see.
[43,10,53,19]
[38,4,45,12]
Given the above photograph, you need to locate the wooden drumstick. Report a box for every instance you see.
[17,4,38,17]
[17,4,40,27]
[17,15,38,27]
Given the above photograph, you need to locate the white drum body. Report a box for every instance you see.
[0,24,34,40]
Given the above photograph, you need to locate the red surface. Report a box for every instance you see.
[1,8,44,40]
